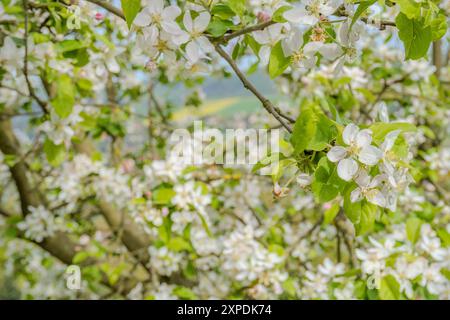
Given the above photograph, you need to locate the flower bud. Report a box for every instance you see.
[257,11,271,23]
[94,12,104,21]
[145,59,157,72]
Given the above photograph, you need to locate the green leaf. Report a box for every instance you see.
[245,34,261,55]
[351,0,376,29]
[73,251,89,264]
[268,41,290,78]
[291,102,337,154]
[211,4,235,20]
[436,228,450,247]
[369,122,416,144]
[430,14,448,41]
[323,203,340,224]
[312,157,346,203]
[396,13,432,60]
[272,5,291,23]
[158,217,172,243]
[207,18,233,37]
[51,74,75,118]
[167,237,191,252]
[43,138,66,167]
[121,0,140,29]
[357,201,378,235]
[379,275,401,300]
[282,278,297,297]
[228,0,245,16]
[406,217,423,244]
[56,39,86,53]
[343,187,378,234]
[152,188,175,205]
[173,286,197,300]
[395,0,421,19]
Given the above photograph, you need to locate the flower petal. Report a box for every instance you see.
[133,10,150,27]
[183,10,193,32]
[185,41,200,63]
[161,20,181,34]
[253,30,269,45]
[258,45,271,66]
[162,5,181,20]
[366,189,386,207]
[354,168,370,187]
[356,129,372,148]
[171,30,190,45]
[318,43,342,61]
[358,146,382,165]
[297,173,312,187]
[195,36,214,53]
[193,11,210,33]
[303,41,322,57]
[327,146,347,162]
[381,129,401,152]
[337,158,358,181]
[283,7,307,24]
[148,0,164,14]
[343,123,359,145]
[350,187,362,203]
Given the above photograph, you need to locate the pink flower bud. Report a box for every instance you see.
[323,202,332,210]
[145,59,157,72]
[144,191,152,199]
[257,11,271,23]
[95,12,104,21]
[121,159,135,173]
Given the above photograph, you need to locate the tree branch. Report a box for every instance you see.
[22,0,48,113]
[219,20,276,43]
[85,0,125,20]
[214,44,293,133]
[433,40,443,79]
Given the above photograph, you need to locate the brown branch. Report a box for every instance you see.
[286,216,323,256]
[22,0,48,113]
[85,0,125,20]
[360,17,396,29]
[219,20,276,43]
[214,44,293,133]
[433,40,443,79]
[150,91,168,124]
[335,5,395,30]
[336,224,342,263]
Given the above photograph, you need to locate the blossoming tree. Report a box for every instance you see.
[0,0,449,300]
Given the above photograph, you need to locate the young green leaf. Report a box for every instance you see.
[379,275,401,300]
[323,203,340,224]
[351,0,376,29]
[395,0,421,19]
[43,138,66,167]
[291,102,337,154]
[406,217,423,244]
[369,122,416,144]
[268,41,290,78]
[396,13,432,60]
[51,74,75,118]
[121,0,140,29]
[312,157,346,203]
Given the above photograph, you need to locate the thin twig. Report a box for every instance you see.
[150,92,168,124]
[85,0,125,20]
[214,44,293,133]
[219,20,276,43]
[22,0,48,113]
[286,216,323,256]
